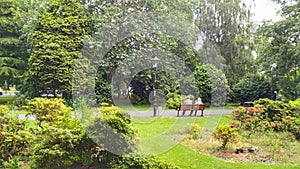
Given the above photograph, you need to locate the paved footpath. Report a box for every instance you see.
[129,109,232,117]
[17,109,232,120]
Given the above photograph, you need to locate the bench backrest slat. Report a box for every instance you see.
[179,104,205,110]
[180,104,193,110]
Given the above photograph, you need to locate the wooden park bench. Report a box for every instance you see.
[176,104,205,117]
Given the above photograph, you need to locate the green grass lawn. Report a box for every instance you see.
[132,115,299,169]
[158,144,299,169]
[0,96,15,104]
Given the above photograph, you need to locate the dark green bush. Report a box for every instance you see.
[193,64,229,106]
[95,70,112,104]
[31,122,96,169]
[129,93,145,105]
[12,94,27,110]
[233,73,274,103]
[84,106,137,156]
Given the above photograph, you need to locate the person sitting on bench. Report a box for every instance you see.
[182,95,192,115]
[192,97,203,116]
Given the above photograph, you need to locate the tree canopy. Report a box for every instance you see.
[255,0,300,100]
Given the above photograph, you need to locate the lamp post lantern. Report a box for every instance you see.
[151,56,160,117]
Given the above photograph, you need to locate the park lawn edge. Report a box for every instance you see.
[157,144,299,169]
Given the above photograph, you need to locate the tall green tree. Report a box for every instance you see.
[255,0,300,100]
[195,0,255,87]
[194,63,229,106]
[0,0,27,88]
[83,0,200,103]
[25,0,92,99]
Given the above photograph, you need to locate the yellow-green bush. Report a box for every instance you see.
[24,98,72,126]
[0,105,9,114]
[212,125,239,149]
[0,105,33,167]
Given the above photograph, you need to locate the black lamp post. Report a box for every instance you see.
[151,56,160,117]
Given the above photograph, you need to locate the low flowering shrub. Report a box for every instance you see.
[231,98,300,139]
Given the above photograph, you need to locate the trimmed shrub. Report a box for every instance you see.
[194,64,229,106]
[186,124,202,140]
[31,123,95,169]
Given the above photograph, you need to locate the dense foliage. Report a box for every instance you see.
[233,73,274,103]
[255,0,300,100]
[25,0,92,99]
[231,98,300,140]
[24,98,72,127]
[3,98,172,168]
[0,105,32,167]
[194,64,229,106]
[84,106,138,157]
[0,0,27,88]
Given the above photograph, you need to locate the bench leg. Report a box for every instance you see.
[200,110,204,117]
[194,110,197,116]
[189,110,193,116]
